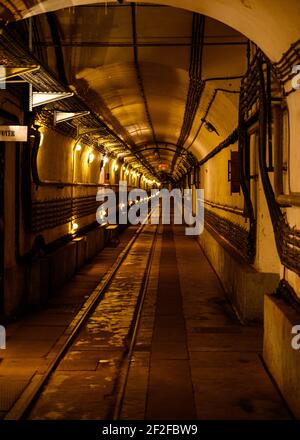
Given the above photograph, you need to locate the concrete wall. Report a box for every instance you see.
[0,101,138,318]
[198,227,280,322]
[264,294,300,418]
[280,90,300,300]
[7,224,107,314]
[261,62,300,420]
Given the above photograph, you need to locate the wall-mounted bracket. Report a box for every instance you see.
[54,111,90,125]
[0,65,40,87]
[30,91,73,111]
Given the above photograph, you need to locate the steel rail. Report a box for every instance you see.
[112,214,159,420]
[4,209,157,420]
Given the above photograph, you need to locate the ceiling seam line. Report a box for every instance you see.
[130,2,161,169]
[134,141,196,167]
[35,42,248,48]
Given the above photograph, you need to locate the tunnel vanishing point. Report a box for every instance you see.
[0,0,300,425]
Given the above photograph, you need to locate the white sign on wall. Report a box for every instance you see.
[0,125,28,142]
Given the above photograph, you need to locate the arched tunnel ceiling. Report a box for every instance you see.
[2,0,300,60]
[1,1,299,181]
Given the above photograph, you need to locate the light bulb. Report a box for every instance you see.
[39,132,44,147]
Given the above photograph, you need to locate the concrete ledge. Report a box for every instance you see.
[28,257,49,305]
[49,241,77,292]
[105,224,120,246]
[3,224,112,316]
[4,265,26,316]
[263,293,300,418]
[85,225,105,260]
[86,229,97,260]
[74,237,87,271]
[198,227,279,322]
[95,224,106,251]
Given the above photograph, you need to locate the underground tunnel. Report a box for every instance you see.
[0,0,300,435]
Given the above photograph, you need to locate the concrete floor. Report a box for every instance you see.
[0,224,292,420]
[122,225,291,420]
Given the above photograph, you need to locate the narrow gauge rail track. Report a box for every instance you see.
[5,208,159,420]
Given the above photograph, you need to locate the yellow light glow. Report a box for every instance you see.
[75,144,82,151]
[39,132,44,147]
[72,222,79,231]
[88,152,95,163]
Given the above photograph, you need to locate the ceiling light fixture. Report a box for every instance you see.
[201,118,220,136]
